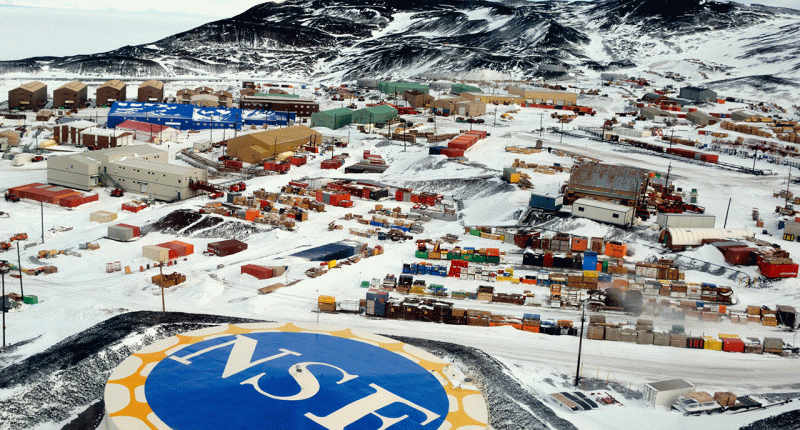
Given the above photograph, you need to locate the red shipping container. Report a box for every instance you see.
[241,264,274,280]
[758,260,799,278]
[543,254,554,267]
[339,200,354,208]
[724,247,755,266]
[224,159,243,169]
[465,130,487,139]
[156,242,181,258]
[321,159,343,169]
[288,155,307,166]
[288,181,308,188]
[722,338,745,353]
[700,154,719,163]
[410,194,420,203]
[395,190,405,201]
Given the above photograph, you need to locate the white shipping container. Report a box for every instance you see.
[657,213,716,229]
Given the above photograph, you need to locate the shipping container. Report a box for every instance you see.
[722,338,745,353]
[107,223,140,242]
[157,240,194,257]
[529,193,564,211]
[656,213,716,229]
[90,210,117,223]
[241,264,274,280]
[142,245,170,262]
[207,239,248,256]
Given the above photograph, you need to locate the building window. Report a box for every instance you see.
[578,207,584,212]
[612,213,620,218]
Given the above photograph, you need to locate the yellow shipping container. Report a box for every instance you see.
[583,270,599,278]
[509,173,520,183]
[703,336,723,351]
[327,260,337,269]
[318,295,335,304]
[717,333,740,339]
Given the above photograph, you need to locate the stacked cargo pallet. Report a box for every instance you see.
[720,121,774,138]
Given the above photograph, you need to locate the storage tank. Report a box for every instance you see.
[276,151,294,162]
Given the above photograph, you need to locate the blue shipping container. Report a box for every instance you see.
[529,193,564,211]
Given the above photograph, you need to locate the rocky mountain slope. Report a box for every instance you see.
[0,0,797,83]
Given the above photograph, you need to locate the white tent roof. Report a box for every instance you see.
[664,228,753,246]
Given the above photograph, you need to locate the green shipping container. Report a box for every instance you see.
[415,251,428,259]
[486,256,501,264]
[447,252,458,260]
[360,281,370,288]
[602,260,609,273]
[470,229,481,236]
[23,295,38,304]
[472,255,486,263]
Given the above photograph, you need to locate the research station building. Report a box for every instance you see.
[47,145,207,201]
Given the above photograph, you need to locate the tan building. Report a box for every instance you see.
[137,80,165,103]
[8,81,47,110]
[459,92,524,105]
[47,145,206,201]
[191,94,219,108]
[176,88,197,104]
[96,80,127,107]
[0,129,21,146]
[53,120,97,144]
[403,90,434,108]
[227,125,321,164]
[506,85,577,106]
[214,90,233,108]
[53,81,88,109]
[431,97,486,117]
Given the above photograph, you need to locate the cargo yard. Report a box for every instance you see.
[2,74,800,430]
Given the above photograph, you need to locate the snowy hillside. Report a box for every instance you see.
[0,0,798,89]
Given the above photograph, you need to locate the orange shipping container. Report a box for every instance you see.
[571,237,588,252]
[245,209,260,221]
[486,248,500,257]
[605,242,627,258]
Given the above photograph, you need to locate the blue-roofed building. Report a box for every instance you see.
[108,102,295,131]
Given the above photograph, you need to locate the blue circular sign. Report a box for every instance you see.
[144,332,449,430]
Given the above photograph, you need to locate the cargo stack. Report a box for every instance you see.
[241,264,286,280]
[366,289,388,316]
[107,224,140,242]
[318,295,336,313]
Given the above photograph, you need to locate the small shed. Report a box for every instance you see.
[643,379,696,409]
[157,241,194,257]
[90,210,118,223]
[207,239,248,256]
[142,245,170,262]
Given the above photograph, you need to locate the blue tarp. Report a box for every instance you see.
[108,102,295,130]
[292,243,356,261]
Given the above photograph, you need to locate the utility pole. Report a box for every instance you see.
[159,262,165,313]
[575,301,586,387]
[560,120,564,144]
[16,242,23,299]
[40,201,44,244]
[664,161,672,191]
[753,147,758,171]
[539,113,544,136]
[1,262,7,347]
[723,197,732,228]
[785,166,792,210]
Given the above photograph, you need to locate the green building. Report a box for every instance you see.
[451,83,481,94]
[352,105,398,124]
[378,82,429,95]
[310,108,353,130]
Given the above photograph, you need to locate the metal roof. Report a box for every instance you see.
[567,162,648,199]
[19,81,46,92]
[573,198,634,213]
[314,108,354,118]
[646,379,695,392]
[101,80,126,90]
[57,81,87,92]
[140,80,164,90]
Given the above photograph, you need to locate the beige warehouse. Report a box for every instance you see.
[227,125,321,164]
[506,85,577,106]
[459,92,524,105]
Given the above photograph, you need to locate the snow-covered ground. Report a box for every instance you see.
[2,72,800,430]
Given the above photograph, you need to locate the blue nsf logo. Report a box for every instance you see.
[145,332,449,429]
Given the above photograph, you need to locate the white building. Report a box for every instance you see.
[46,145,207,201]
[572,198,634,226]
[116,120,180,143]
[643,379,696,409]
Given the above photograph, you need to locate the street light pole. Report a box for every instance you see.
[575,301,586,387]
[16,242,23,299]
[1,264,7,347]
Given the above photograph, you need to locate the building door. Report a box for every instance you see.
[140,182,147,193]
[458,106,466,116]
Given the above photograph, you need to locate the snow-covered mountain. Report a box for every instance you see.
[0,0,798,84]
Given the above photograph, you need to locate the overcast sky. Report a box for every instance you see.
[0,0,269,17]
